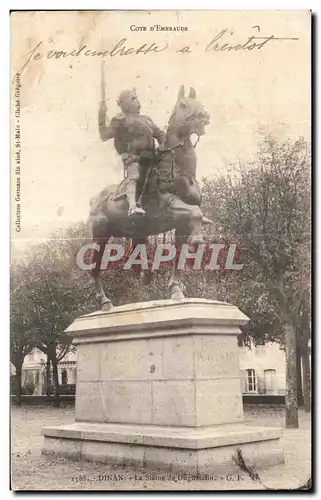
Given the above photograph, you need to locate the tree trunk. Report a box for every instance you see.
[285,322,299,428]
[15,365,22,406]
[301,342,311,413]
[51,357,60,408]
[296,344,303,407]
[46,357,51,397]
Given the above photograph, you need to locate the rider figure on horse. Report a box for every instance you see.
[98,89,165,216]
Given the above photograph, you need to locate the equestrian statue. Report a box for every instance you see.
[89,64,211,310]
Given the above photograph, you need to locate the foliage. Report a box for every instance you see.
[10,135,311,411]
[200,136,311,344]
[24,382,36,395]
[10,262,38,369]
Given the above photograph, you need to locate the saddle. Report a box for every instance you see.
[91,151,201,216]
[156,151,202,206]
[113,150,156,203]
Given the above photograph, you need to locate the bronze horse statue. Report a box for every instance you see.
[89,85,211,310]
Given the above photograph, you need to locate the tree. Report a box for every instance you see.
[10,222,161,405]
[10,137,311,423]
[296,288,311,412]
[201,136,311,427]
[19,222,96,405]
[10,263,37,404]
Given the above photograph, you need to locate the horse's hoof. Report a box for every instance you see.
[101,300,113,311]
[171,291,185,300]
[170,285,185,300]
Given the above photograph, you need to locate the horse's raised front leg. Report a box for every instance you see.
[90,217,113,311]
[169,195,206,245]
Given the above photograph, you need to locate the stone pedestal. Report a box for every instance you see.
[42,299,284,473]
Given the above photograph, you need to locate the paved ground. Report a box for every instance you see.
[11,404,311,491]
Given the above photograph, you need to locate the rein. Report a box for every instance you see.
[160,132,201,154]
[159,127,200,182]
[167,135,200,181]
[139,117,201,200]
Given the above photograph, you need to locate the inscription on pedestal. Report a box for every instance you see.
[194,337,241,379]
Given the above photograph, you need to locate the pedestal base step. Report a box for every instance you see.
[42,422,284,474]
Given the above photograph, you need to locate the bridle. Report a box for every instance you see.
[159,115,202,181]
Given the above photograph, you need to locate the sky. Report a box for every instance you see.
[10,10,311,257]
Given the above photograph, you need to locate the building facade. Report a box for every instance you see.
[15,350,77,395]
[14,340,292,396]
[239,341,287,395]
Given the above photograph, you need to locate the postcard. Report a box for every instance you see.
[10,10,311,491]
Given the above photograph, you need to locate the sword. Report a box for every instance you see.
[100,59,106,104]
[100,35,107,104]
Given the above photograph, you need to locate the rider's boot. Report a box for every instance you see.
[126,180,146,216]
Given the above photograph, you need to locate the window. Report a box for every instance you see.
[264,369,277,393]
[61,369,68,385]
[245,369,257,393]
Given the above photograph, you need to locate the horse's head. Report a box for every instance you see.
[168,85,210,138]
